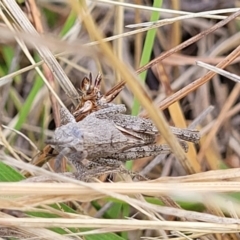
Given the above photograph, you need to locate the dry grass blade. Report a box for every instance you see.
[196,61,240,83]
[3,154,240,232]
[198,84,240,162]
[0,61,43,87]
[157,44,240,111]
[0,213,73,240]
[0,26,97,57]
[136,9,240,74]
[155,64,200,173]
[1,125,39,152]
[93,0,239,20]
[2,0,79,105]
[126,9,240,28]
[4,181,240,196]
[188,106,214,129]
[1,218,240,233]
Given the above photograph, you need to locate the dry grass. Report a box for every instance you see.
[1,0,240,239]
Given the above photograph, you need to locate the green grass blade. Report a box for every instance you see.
[0,162,24,182]
[124,1,163,234]
[126,0,162,169]
[13,75,44,131]
[59,11,77,37]
[2,46,14,68]
[85,233,125,240]
[131,0,163,116]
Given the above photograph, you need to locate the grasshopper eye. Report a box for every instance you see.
[73,128,83,139]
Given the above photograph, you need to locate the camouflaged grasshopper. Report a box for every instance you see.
[47,103,200,180]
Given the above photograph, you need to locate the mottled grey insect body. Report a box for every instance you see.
[48,103,200,179]
[110,114,158,134]
[49,105,151,169]
[110,114,200,143]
